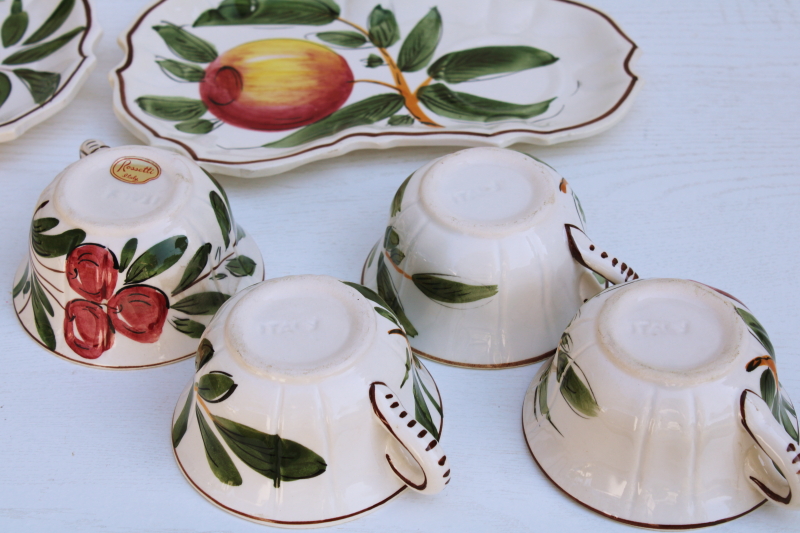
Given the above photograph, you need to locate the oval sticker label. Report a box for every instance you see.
[110,157,161,184]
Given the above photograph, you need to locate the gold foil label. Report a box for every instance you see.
[110,157,161,184]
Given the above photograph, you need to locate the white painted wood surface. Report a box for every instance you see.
[1,1,799,531]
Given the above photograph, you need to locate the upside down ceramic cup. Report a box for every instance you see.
[171,275,449,528]
[11,140,264,369]
[523,278,800,528]
[361,147,636,368]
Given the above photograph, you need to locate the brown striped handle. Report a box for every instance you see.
[369,382,449,495]
[565,224,639,285]
[741,389,800,507]
[79,139,109,159]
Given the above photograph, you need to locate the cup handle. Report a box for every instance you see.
[369,382,449,495]
[740,389,800,507]
[565,224,639,285]
[79,139,109,158]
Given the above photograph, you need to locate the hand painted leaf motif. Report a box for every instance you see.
[374,306,400,328]
[194,0,340,27]
[211,415,327,488]
[397,7,441,72]
[387,114,414,126]
[31,224,85,258]
[417,84,555,122]
[317,30,366,48]
[412,370,439,440]
[573,191,587,225]
[235,224,246,241]
[118,238,137,273]
[263,93,404,148]
[428,45,558,84]
[32,276,53,316]
[209,191,231,248]
[780,403,799,442]
[201,168,232,213]
[376,255,418,336]
[135,96,207,121]
[171,317,206,339]
[401,348,411,388]
[196,338,214,370]
[383,226,404,265]
[536,358,552,421]
[153,23,217,63]
[172,390,193,448]
[225,255,256,277]
[365,241,379,269]
[559,366,598,417]
[555,349,568,381]
[31,287,55,350]
[367,5,399,48]
[364,53,383,68]
[32,217,58,233]
[411,273,497,304]
[13,69,59,104]
[198,372,237,403]
[173,243,211,296]
[175,119,215,134]
[195,407,242,486]
[172,292,231,315]
[2,11,28,48]
[10,0,23,15]
[2,26,84,65]
[156,59,205,82]
[0,72,11,108]
[417,367,442,417]
[12,264,28,297]
[736,307,775,359]
[390,174,412,217]
[23,0,74,45]
[125,236,188,284]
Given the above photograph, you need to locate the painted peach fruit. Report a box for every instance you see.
[200,38,354,131]
[108,285,169,343]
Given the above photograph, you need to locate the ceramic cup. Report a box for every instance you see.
[171,275,448,528]
[11,140,264,369]
[523,278,800,528]
[361,147,636,368]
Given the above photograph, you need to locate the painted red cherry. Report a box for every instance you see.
[64,300,115,359]
[107,285,169,343]
[66,244,118,302]
[199,38,354,131]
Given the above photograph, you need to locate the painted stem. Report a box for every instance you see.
[384,250,412,280]
[173,251,236,297]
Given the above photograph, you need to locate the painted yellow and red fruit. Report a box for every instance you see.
[200,39,354,131]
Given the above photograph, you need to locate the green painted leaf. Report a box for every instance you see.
[196,407,242,486]
[32,277,53,317]
[210,191,231,248]
[235,224,246,241]
[10,0,23,15]
[761,369,777,409]
[172,292,230,315]
[118,238,137,273]
[364,53,383,68]
[2,26,84,65]
[0,72,10,108]
[31,285,55,350]
[12,264,28,297]
[387,114,413,126]
[368,5,399,48]
[366,241,378,268]
[125,236,188,284]
[225,255,256,277]
[171,317,206,339]
[23,0,74,45]
[536,359,552,420]
[418,83,555,122]
[172,389,193,448]
[342,281,394,314]
[411,273,497,304]
[559,366,598,417]
[173,243,211,296]
[383,226,404,264]
[30,225,85,258]
[156,59,205,82]
[736,307,775,359]
[376,255,418,336]
[135,96,207,122]
[264,93,404,149]
[153,23,217,63]
[573,191,586,225]
[23,280,30,294]
[780,403,799,442]
[32,217,58,233]
[555,349,568,381]
[427,45,559,84]
[201,168,232,214]
[397,7,441,72]
[196,338,214,370]
[317,30,366,48]
[198,372,237,403]
[13,69,59,104]
[412,370,439,440]
[194,0,340,27]
[2,11,28,47]
[212,415,327,488]
[374,306,400,328]
[212,273,227,280]
[175,118,215,134]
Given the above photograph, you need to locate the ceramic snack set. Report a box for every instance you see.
[12,140,264,368]
[523,278,800,527]
[171,275,447,527]
[362,147,637,368]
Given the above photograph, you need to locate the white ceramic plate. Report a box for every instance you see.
[111,0,640,177]
[0,0,101,143]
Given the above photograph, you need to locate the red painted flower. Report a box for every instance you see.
[66,244,118,302]
[64,300,115,359]
[108,285,169,343]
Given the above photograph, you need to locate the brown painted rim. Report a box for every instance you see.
[114,0,640,166]
[0,0,96,129]
[521,412,767,529]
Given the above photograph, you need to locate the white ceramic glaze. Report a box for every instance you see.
[361,147,635,368]
[111,0,640,177]
[522,278,800,528]
[11,141,264,369]
[171,275,447,527]
[0,0,101,143]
